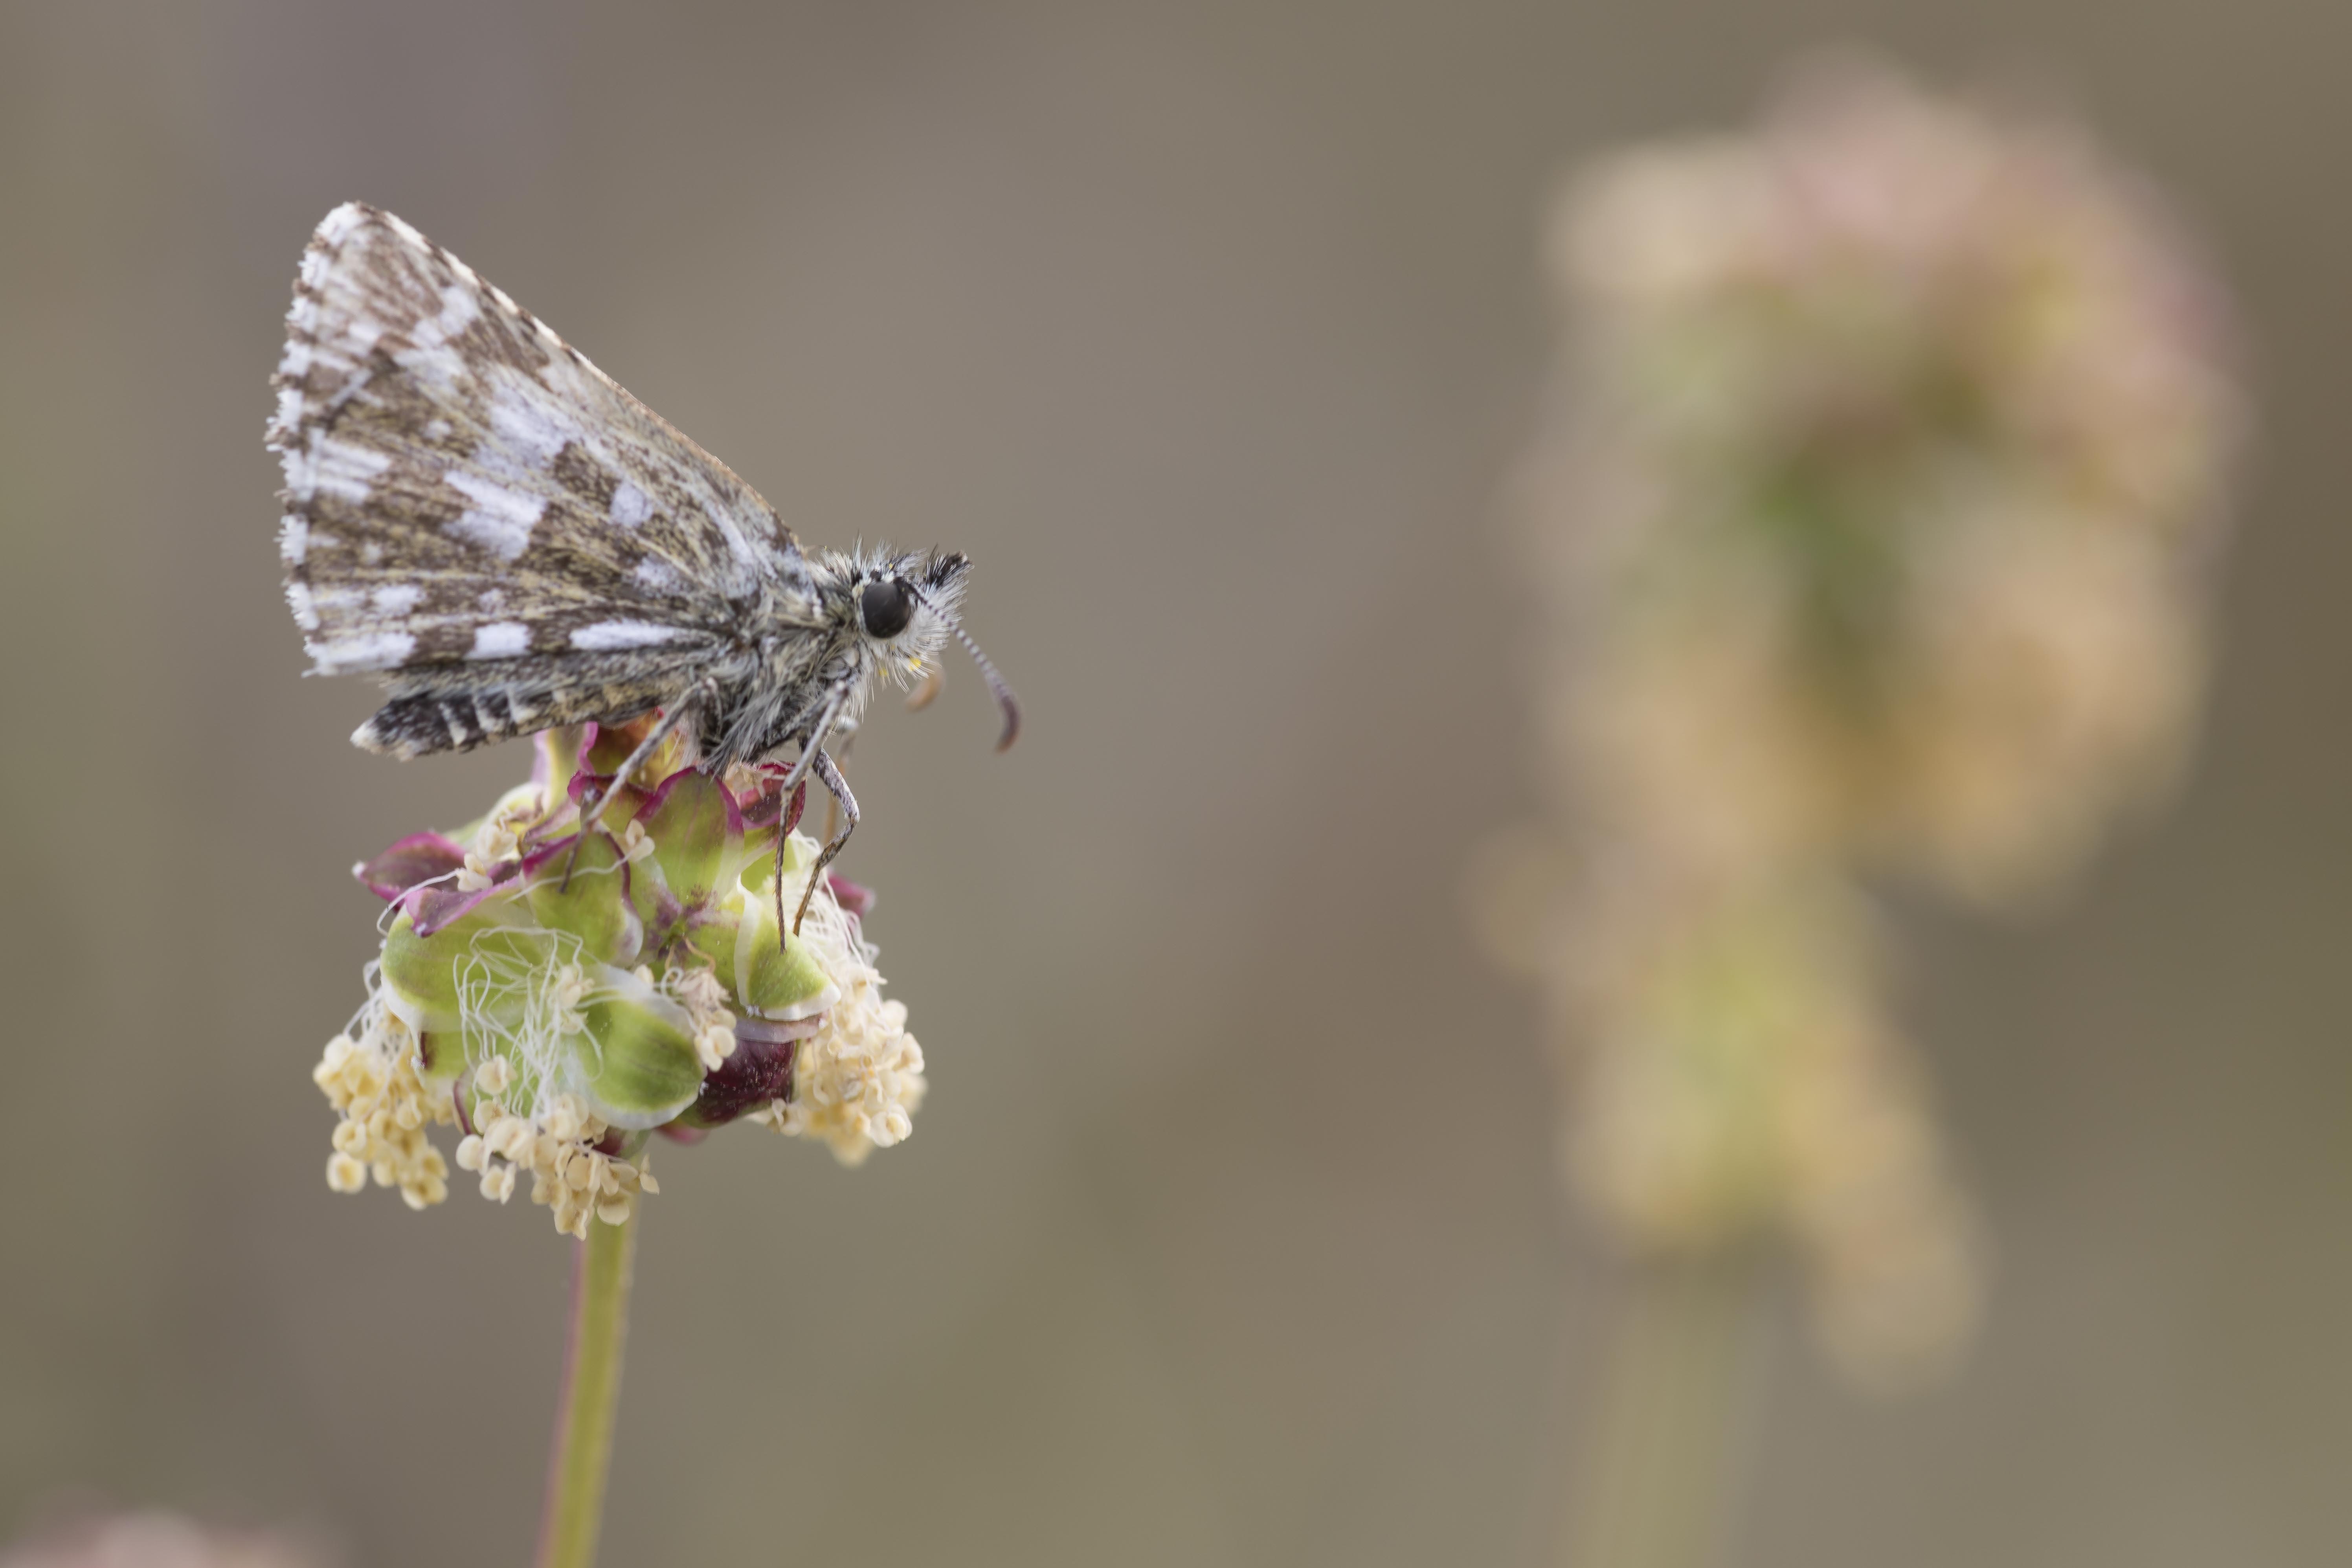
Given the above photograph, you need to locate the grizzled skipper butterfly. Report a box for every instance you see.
[269,204,1017,936]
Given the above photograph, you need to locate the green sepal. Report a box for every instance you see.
[538,727,585,816]
[678,905,745,1000]
[378,900,532,1034]
[525,832,643,967]
[727,868,839,1020]
[735,820,797,896]
[413,1028,466,1086]
[558,968,706,1129]
[641,770,737,909]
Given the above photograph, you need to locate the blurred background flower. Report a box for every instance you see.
[1502,53,2239,1382]
[1485,54,2240,1566]
[1534,59,2237,909]
[0,1514,325,1568]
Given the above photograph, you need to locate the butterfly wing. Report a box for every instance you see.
[270,202,814,755]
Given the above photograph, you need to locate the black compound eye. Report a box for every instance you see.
[859,576,913,639]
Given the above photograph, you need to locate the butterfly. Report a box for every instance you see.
[268,202,1017,935]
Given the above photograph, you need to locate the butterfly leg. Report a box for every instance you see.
[766,688,848,946]
[794,749,860,935]
[820,728,858,842]
[561,675,720,890]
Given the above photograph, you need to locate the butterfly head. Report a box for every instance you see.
[849,550,1018,751]
[854,550,967,643]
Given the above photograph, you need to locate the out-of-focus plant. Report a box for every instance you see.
[314,717,929,1568]
[0,1513,323,1568]
[1478,55,2240,1564]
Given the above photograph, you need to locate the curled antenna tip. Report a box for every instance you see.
[903,578,1021,754]
[958,625,1019,750]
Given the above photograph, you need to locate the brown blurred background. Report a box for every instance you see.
[2,2,2348,1564]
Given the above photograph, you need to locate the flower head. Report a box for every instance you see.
[0,1513,320,1568]
[316,718,928,1235]
[1489,58,2240,1386]
[1536,55,2239,903]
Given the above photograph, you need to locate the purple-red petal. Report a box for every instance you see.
[355,833,468,901]
[403,880,503,938]
[827,875,875,920]
[681,1029,800,1128]
[730,772,807,879]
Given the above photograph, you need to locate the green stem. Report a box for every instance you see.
[536,1214,637,1568]
[1564,1256,1761,1568]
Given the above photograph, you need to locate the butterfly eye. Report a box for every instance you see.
[859,576,913,639]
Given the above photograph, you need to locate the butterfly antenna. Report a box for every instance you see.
[904,582,1020,751]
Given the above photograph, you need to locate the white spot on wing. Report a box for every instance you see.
[431,281,479,342]
[272,382,306,440]
[293,432,392,503]
[279,514,308,567]
[610,482,653,529]
[445,470,545,560]
[487,386,587,469]
[279,315,380,421]
[369,583,423,615]
[394,282,486,392]
[285,581,318,632]
[308,629,416,674]
[469,622,531,659]
[632,558,688,595]
[706,505,763,574]
[570,620,683,650]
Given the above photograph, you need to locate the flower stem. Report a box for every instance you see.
[1564,1256,1761,1568]
[537,1214,636,1568]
